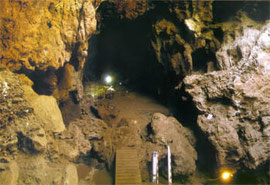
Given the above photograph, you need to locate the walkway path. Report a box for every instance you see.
[115,147,142,185]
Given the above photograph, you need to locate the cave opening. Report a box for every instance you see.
[83,1,182,102]
[81,1,220,183]
[192,48,217,73]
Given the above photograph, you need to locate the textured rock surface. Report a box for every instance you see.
[216,12,265,70]
[184,20,270,169]
[0,70,83,184]
[70,91,197,178]
[23,82,66,133]
[149,113,197,176]
[17,156,79,185]
[0,0,97,72]
[0,161,19,185]
[0,0,100,103]
[0,70,47,158]
[151,0,215,77]
[97,0,149,21]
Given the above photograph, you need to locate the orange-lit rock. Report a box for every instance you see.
[0,0,97,72]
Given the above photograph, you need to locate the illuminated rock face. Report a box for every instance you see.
[0,70,87,184]
[151,0,215,77]
[0,0,98,101]
[184,19,270,169]
[0,0,97,72]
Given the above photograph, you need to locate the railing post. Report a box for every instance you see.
[168,145,172,185]
[152,151,159,184]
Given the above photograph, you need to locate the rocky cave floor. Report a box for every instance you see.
[63,82,269,185]
[71,83,177,184]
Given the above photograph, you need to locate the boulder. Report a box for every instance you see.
[23,85,65,133]
[150,113,197,176]
[0,161,19,185]
[63,164,78,185]
[184,20,270,169]
[17,156,78,185]
[0,71,47,156]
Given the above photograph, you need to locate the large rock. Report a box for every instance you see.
[151,1,215,78]
[0,71,47,157]
[17,156,79,185]
[0,161,19,185]
[63,164,79,185]
[216,12,266,70]
[23,85,65,133]
[149,113,197,176]
[184,20,270,169]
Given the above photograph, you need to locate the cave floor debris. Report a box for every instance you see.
[75,83,170,184]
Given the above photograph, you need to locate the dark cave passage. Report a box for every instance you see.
[82,2,221,183]
[83,1,185,102]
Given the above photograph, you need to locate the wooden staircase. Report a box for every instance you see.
[115,147,142,185]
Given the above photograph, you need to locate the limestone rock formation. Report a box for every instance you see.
[151,0,216,78]
[0,0,99,101]
[0,70,83,184]
[0,70,48,157]
[151,19,193,76]
[0,0,97,72]
[17,156,78,185]
[149,113,197,176]
[216,12,266,70]
[97,0,149,21]
[23,85,66,133]
[184,19,270,169]
[0,160,19,185]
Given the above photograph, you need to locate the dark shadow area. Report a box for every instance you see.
[59,99,80,126]
[83,1,188,103]
[90,106,102,119]
[170,86,218,177]
[233,160,270,184]
[213,27,224,43]
[213,1,270,23]
[17,132,39,154]
[30,66,57,95]
[192,48,217,74]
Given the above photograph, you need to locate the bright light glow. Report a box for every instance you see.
[105,75,112,84]
[108,86,115,91]
[221,171,233,182]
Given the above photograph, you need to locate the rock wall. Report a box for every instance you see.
[0,70,93,184]
[0,0,97,71]
[184,15,270,170]
[0,0,99,101]
[0,0,269,183]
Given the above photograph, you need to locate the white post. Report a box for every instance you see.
[152,151,159,184]
[168,145,172,185]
